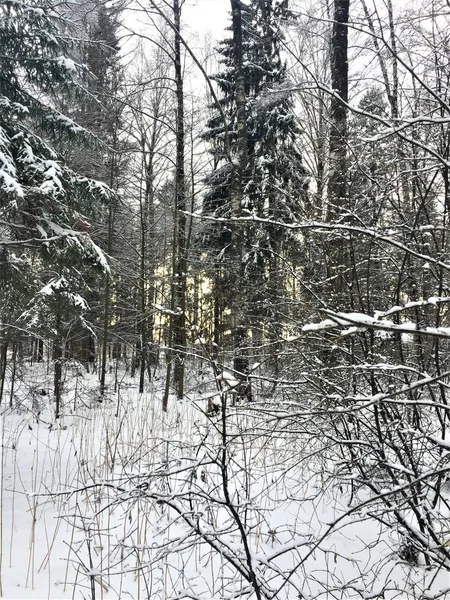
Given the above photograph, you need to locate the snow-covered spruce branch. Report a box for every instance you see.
[0,227,109,270]
[0,235,69,247]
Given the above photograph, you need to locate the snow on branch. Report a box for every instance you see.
[153,304,183,316]
[37,277,89,310]
[323,310,450,340]
[0,126,24,198]
[188,212,450,273]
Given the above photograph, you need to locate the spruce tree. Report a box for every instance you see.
[0,0,112,248]
[67,0,123,181]
[65,0,125,384]
[202,0,307,368]
[0,0,113,407]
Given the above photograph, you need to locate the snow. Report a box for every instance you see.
[319,311,450,340]
[18,141,35,165]
[340,326,361,336]
[46,112,85,135]
[302,319,336,332]
[216,370,240,388]
[39,160,63,194]
[154,303,183,316]
[0,364,448,600]
[283,335,299,342]
[0,164,24,197]
[25,277,90,311]
[0,127,24,198]
[45,219,74,238]
[88,239,110,273]
[55,56,77,72]
[0,97,29,116]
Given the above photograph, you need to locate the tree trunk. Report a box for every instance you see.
[139,209,148,394]
[9,342,17,408]
[53,310,62,420]
[229,0,251,397]
[100,126,119,396]
[0,341,8,405]
[33,337,44,363]
[326,0,350,303]
[172,0,187,400]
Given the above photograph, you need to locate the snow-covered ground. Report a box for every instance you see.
[1,364,449,599]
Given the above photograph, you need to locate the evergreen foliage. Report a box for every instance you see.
[0,0,112,261]
[67,0,124,182]
[202,0,307,351]
[0,0,114,383]
[204,1,306,240]
[61,0,125,374]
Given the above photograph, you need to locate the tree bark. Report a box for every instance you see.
[327,0,349,219]
[229,0,251,398]
[326,0,350,302]
[0,340,8,405]
[53,308,62,420]
[100,122,120,395]
[172,0,187,400]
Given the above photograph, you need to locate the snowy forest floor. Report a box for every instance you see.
[0,362,449,600]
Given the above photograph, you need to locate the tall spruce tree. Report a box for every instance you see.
[67,1,123,180]
[202,0,306,369]
[73,0,125,387]
[54,0,126,385]
[0,0,113,409]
